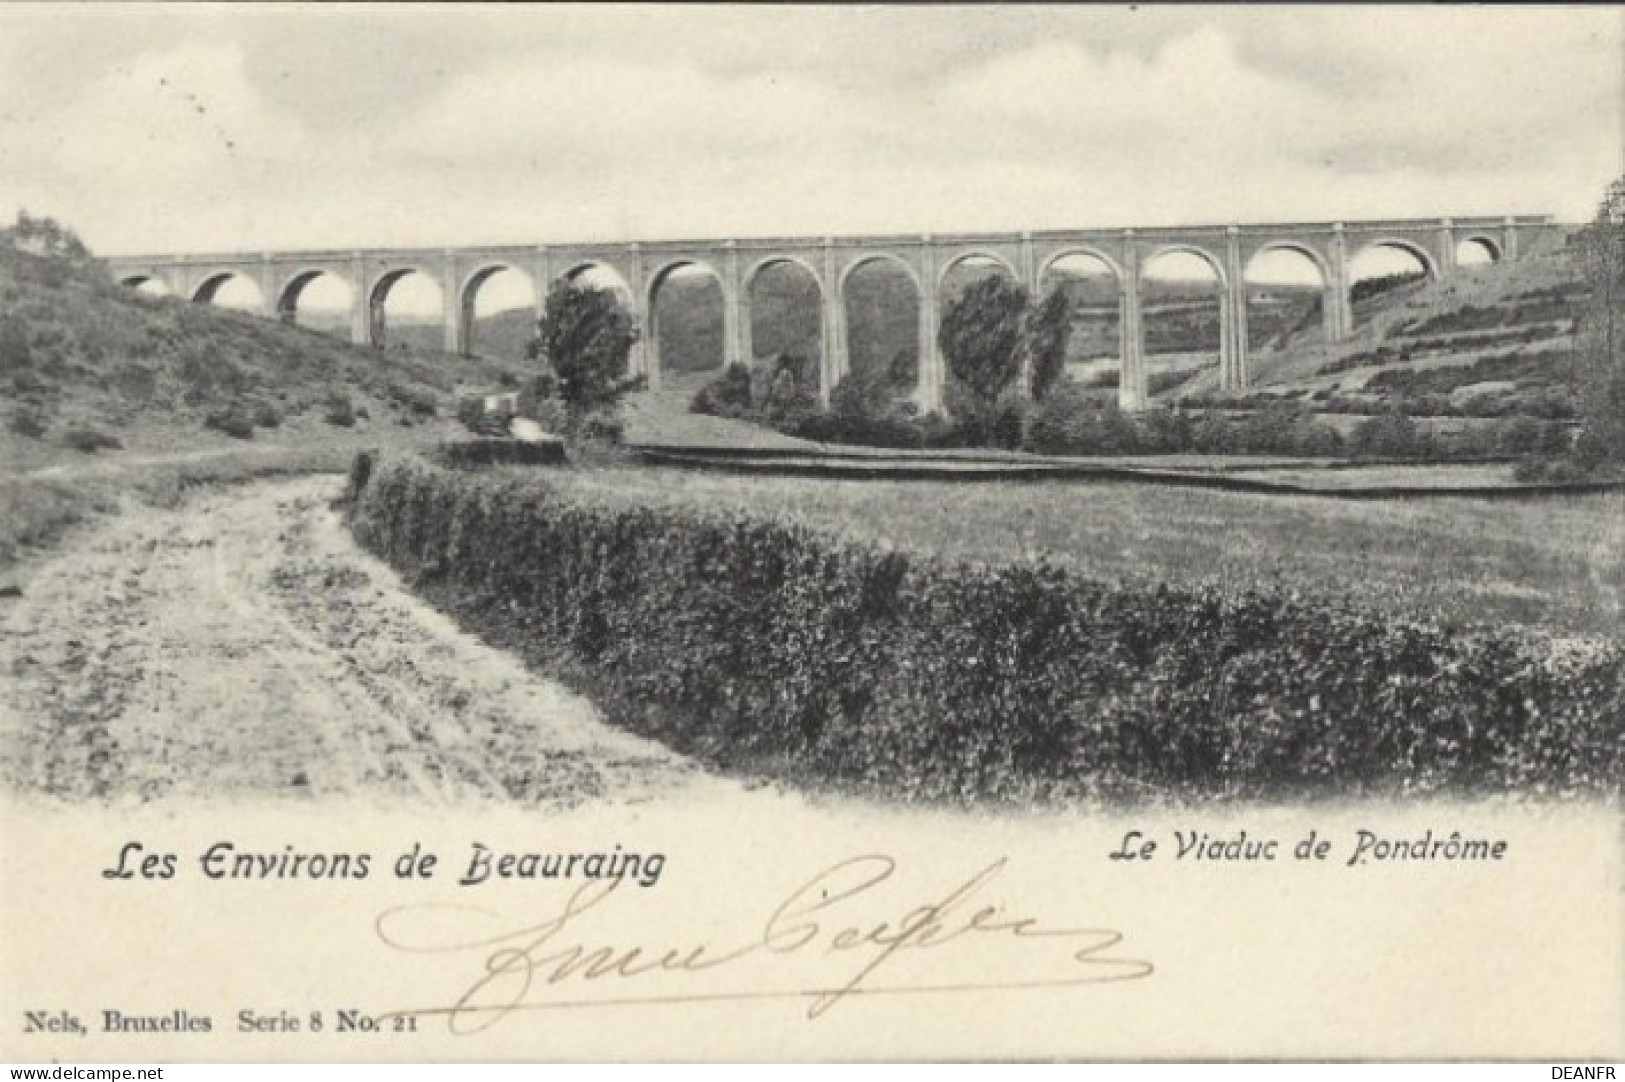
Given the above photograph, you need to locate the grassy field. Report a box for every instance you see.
[542,466,1623,638]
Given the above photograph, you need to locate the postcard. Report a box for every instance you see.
[1,3,1621,1063]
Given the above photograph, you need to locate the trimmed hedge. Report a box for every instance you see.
[431,437,566,469]
[347,452,1625,803]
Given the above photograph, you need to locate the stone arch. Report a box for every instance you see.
[367,266,442,350]
[837,251,924,298]
[461,262,537,315]
[744,256,826,374]
[837,253,924,390]
[369,265,439,310]
[1143,244,1228,287]
[1038,249,1124,392]
[645,259,727,376]
[1242,243,1330,352]
[1456,235,1502,264]
[119,274,170,296]
[276,268,352,323]
[744,254,826,299]
[936,250,1017,293]
[458,263,537,358]
[1245,241,1330,284]
[645,258,724,317]
[1346,240,1436,331]
[560,261,635,306]
[1039,246,1125,283]
[191,271,264,312]
[1140,245,1230,395]
[1350,238,1438,281]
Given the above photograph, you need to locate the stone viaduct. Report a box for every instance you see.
[106,215,1555,412]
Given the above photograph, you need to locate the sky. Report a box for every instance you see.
[1,4,1620,281]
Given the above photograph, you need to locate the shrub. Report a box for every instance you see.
[204,405,256,440]
[1234,403,1345,457]
[323,393,357,427]
[177,345,251,404]
[456,393,515,437]
[1025,379,1140,455]
[455,395,486,431]
[691,362,753,416]
[0,317,32,371]
[794,366,933,448]
[431,438,566,469]
[1512,455,1602,484]
[987,388,1031,451]
[250,400,281,429]
[60,426,122,453]
[111,363,158,402]
[690,354,826,434]
[1349,408,1432,459]
[387,380,438,418]
[9,408,46,438]
[348,452,1625,803]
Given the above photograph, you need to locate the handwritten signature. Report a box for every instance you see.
[374,854,1154,1034]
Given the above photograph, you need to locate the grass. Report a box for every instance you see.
[0,444,360,571]
[0,415,474,571]
[0,244,531,474]
[539,467,1624,638]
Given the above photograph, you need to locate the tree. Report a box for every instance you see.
[1024,286,1073,401]
[533,279,642,425]
[938,276,1077,444]
[0,211,93,264]
[938,276,1029,443]
[1570,178,1625,472]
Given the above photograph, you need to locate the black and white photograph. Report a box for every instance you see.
[1,3,1621,1064]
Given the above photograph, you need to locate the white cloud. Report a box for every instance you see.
[398,55,855,164]
[0,8,1616,255]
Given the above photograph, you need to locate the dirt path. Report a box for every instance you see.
[0,475,719,807]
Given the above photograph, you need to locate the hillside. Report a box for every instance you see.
[1172,237,1589,416]
[1,245,532,474]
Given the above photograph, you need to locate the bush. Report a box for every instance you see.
[987,388,1030,451]
[1512,454,1607,484]
[177,345,251,405]
[431,438,566,469]
[1233,403,1345,457]
[8,408,46,439]
[1024,381,1344,458]
[1025,380,1140,455]
[111,363,158,402]
[456,393,516,437]
[348,452,1625,802]
[0,317,33,372]
[691,362,754,416]
[793,365,937,448]
[323,393,357,428]
[454,394,487,432]
[60,426,122,453]
[1349,409,1432,459]
[203,406,256,440]
[250,399,281,428]
[690,354,826,434]
[387,380,438,418]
